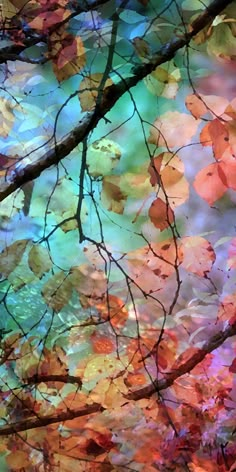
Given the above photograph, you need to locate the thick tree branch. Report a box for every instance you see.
[0,0,232,203]
[0,317,235,436]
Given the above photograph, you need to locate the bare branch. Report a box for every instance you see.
[0,316,235,436]
[0,0,232,203]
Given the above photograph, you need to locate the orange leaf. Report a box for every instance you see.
[208,119,229,158]
[185,93,229,119]
[6,451,30,469]
[91,334,115,354]
[148,198,174,231]
[180,236,216,276]
[96,294,129,328]
[193,162,227,205]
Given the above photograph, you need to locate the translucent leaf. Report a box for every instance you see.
[6,450,30,469]
[185,94,228,119]
[0,239,29,278]
[95,294,129,328]
[87,138,121,178]
[0,98,19,137]
[148,198,174,231]
[42,271,73,312]
[180,236,216,276]
[193,162,227,205]
[227,237,236,269]
[28,245,52,279]
[145,65,180,99]
[91,334,115,354]
[79,73,113,112]
[101,175,127,214]
[50,32,86,82]
[148,112,200,148]
[69,264,107,299]
[83,354,126,382]
[29,7,70,31]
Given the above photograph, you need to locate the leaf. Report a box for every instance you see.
[79,73,113,112]
[119,172,152,199]
[6,450,30,469]
[207,119,229,158]
[83,354,125,383]
[101,175,127,214]
[145,64,180,99]
[180,236,216,276]
[148,198,174,231]
[193,162,227,205]
[0,239,29,278]
[0,98,19,137]
[69,264,107,299]
[42,271,73,312]
[185,94,229,119]
[28,245,52,279]
[49,32,86,82]
[229,358,236,373]
[207,23,236,60]
[91,334,115,354]
[0,0,18,21]
[227,237,236,269]
[149,153,189,207]
[132,37,151,60]
[29,7,70,31]
[96,294,129,328]
[87,138,121,178]
[148,112,200,148]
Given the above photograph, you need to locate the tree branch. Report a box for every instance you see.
[0,0,232,203]
[0,316,235,436]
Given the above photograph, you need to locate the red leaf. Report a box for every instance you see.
[208,119,229,158]
[229,358,236,373]
[148,198,174,231]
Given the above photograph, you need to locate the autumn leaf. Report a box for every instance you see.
[227,237,236,269]
[87,138,121,178]
[42,271,73,312]
[185,93,229,119]
[69,264,107,300]
[79,73,113,112]
[6,450,30,469]
[28,244,52,279]
[49,31,86,82]
[148,198,174,231]
[0,98,19,137]
[145,64,180,99]
[193,162,227,205]
[101,175,127,214]
[95,294,129,328]
[148,111,200,148]
[91,333,115,354]
[0,239,29,279]
[29,7,70,31]
[180,236,216,276]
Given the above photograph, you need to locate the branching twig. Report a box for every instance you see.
[0,0,232,203]
[0,317,235,436]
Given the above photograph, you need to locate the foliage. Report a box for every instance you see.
[0,0,236,470]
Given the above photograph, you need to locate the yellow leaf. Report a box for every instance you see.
[0,239,29,278]
[42,271,73,312]
[1,0,17,21]
[6,451,30,469]
[79,73,113,112]
[28,245,52,279]
[86,138,121,178]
